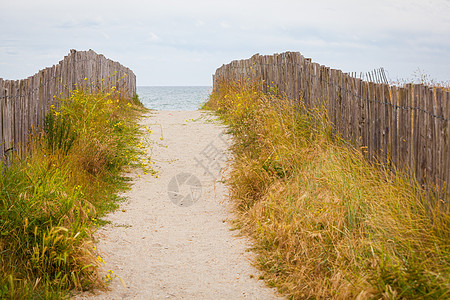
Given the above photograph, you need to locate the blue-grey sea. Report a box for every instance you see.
[137,86,212,111]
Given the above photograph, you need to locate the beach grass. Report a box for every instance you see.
[204,79,450,299]
[0,86,146,298]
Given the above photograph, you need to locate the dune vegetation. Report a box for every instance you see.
[204,80,449,299]
[0,86,146,298]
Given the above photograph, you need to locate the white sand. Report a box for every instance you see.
[75,111,282,299]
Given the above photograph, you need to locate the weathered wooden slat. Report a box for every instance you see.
[3,81,12,160]
[360,79,369,155]
[367,81,375,159]
[378,83,386,163]
[409,81,423,181]
[350,76,358,146]
[426,87,435,190]
[434,87,444,197]
[389,86,398,167]
[0,79,4,159]
[374,82,382,160]
[445,91,450,198]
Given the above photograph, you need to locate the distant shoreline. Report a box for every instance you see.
[136,86,212,111]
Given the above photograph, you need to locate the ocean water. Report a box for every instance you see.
[137,86,212,111]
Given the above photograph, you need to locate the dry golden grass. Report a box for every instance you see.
[205,80,449,299]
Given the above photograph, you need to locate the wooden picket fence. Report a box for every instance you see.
[213,52,450,199]
[0,49,136,162]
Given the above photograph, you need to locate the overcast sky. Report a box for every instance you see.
[1,0,449,86]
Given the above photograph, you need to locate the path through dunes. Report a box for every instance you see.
[76,111,281,299]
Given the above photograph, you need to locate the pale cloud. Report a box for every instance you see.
[195,20,205,27]
[102,32,111,40]
[148,32,160,41]
[220,22,231,29]
[58,17,104,29]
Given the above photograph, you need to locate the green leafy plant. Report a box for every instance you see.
[44,109,77,154]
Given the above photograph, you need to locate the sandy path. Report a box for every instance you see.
[77,111,281,299]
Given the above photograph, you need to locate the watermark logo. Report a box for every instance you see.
[194,132,228,180]
[167,172,202,207]
[167,132,229,207]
